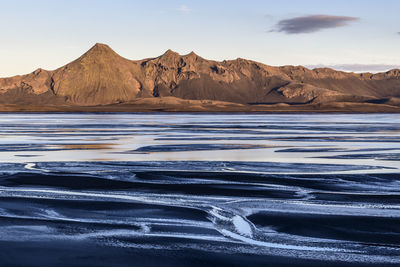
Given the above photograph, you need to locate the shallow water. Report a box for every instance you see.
[0,113,399,266]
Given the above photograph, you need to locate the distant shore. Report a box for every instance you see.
[0,97,399,113]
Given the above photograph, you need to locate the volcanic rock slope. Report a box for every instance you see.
[1,43,400,107]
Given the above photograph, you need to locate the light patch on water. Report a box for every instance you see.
[232,215,253,237]
[219,229,346,252]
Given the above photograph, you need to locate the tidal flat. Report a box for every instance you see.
[0,113,399,266]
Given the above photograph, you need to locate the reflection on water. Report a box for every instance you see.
[0,113,399,266]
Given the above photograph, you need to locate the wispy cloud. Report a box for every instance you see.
[306,64,400,73]
[177,5,191,14]
[264,14,274,21]
[272,15,359,34]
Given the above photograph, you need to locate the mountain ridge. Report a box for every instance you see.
[0,43,399,112]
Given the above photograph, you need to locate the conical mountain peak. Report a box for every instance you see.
[183,51,203,61]
[163,49,180,56]
[49,43,140,106]
[155,49,181,65]
[90,43,114,52]
[79,43,120,60]
[186,51,197,57]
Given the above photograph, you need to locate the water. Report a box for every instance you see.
[0,113,399,266]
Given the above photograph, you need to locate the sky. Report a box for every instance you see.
[0,0,399,77]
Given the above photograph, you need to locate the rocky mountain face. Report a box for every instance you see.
[1,43,400,108]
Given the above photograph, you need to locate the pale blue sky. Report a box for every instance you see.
[0,0,399,77]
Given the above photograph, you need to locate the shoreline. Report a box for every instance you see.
[0,103,399,113]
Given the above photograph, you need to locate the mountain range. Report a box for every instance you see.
[1,43,399,112]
